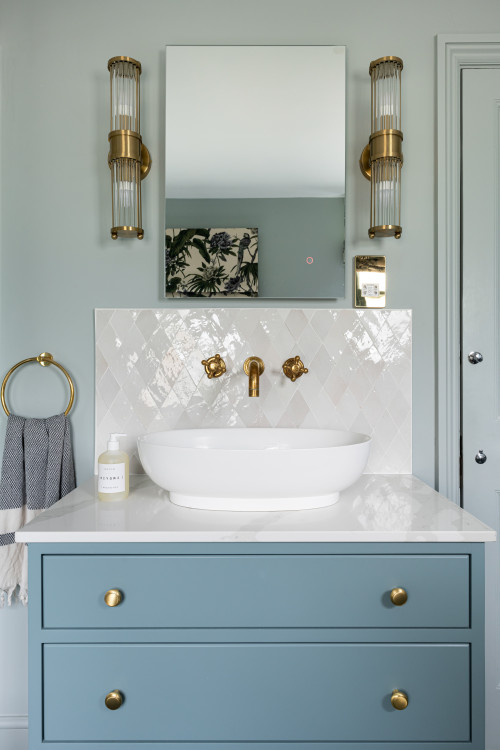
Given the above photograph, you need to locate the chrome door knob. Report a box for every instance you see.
[468,351,483,364]
[475,450,487,464]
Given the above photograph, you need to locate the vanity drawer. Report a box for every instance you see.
[43,642,470,742]
[42,553,470,629]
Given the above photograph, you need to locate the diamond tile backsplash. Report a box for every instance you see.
[95,309,411,474]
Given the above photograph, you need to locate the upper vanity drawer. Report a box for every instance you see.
[41,553,470,629]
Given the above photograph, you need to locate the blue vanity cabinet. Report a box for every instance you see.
[28,541,485,750]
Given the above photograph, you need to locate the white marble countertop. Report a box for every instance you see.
[15,474,496,543]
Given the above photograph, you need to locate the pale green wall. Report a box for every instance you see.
[2,0,500,741]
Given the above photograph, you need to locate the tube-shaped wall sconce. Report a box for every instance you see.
[359,56,403,239]
[107,56,151,240]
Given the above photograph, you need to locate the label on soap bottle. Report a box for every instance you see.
[98,463,126,494]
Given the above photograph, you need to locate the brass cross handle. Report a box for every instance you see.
[201,354,226,379]
[282,356,309,382]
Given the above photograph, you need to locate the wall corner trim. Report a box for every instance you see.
[437,34,500,504]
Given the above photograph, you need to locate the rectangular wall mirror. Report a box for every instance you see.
[165,45,346,299]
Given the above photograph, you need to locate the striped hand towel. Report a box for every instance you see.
[0,414,75,605]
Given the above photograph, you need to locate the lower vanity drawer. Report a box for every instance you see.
[42,553,470,628]
[43,642,470,743]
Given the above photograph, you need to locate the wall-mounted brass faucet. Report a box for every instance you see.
[243,356,265,397]
[202,353,308,393]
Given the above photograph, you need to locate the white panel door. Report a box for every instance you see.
[462,68,500,749]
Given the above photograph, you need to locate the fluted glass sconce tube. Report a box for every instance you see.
[359,56,403,239]
[107,56,151,240]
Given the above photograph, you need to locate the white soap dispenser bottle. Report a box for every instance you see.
[98,433,129,501]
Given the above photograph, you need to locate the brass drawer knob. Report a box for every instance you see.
[390,587,408,606]
[105,690,123,710]
[104,589,122,607]
[391,689,409,710]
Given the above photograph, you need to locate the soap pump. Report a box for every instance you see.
[97,433,129,501]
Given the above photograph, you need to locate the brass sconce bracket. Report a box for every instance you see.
[359,130,403,181]
[359,143,372,181]
[107,131,152,181]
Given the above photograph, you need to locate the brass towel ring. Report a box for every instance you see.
[1,352,75,416]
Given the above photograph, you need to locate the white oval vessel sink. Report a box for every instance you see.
[137,428,371,512]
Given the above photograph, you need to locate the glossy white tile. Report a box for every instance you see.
[95,309,412,473]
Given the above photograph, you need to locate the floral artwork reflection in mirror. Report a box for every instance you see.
[165,227,258,298]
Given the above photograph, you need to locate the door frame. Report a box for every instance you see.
[437,35,500,503]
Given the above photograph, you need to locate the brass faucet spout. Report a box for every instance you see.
[249,360,260,397]
[243,356,265,398]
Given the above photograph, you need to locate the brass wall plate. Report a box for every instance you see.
[354,256,386,308]
[359,143,371,180]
